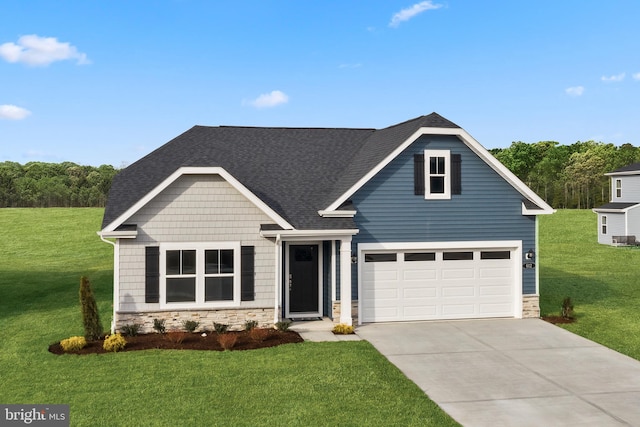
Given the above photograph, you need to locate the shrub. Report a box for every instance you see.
[213,322,229,334]
[275,321,291,331]
[153,318,166,334]
[244,320,259,331]
[165,331,188,344]
[332,323,355,335]
[217,333,237,350]
[79,276,102,340]
[561,297,575,319]
[249,328,272,342]
[103,333,127,352]
[60,336,87,352]
[182,320,200,333]
[120,323,141,337]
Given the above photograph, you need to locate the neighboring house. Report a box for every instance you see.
[593,163,640,245]
[99,113,554,333]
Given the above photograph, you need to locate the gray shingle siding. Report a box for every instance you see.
[350,134,537,296]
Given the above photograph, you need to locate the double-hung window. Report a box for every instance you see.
[616,179,622,198]
[161,242,240,307]
[601,215,607,235]
[424,150,451,199]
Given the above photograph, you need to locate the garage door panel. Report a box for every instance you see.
[403,286,437,298]
[361,245,517,323]
[441,268,476,280]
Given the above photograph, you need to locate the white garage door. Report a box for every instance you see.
[361,245,517,322]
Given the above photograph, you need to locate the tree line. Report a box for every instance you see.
[490,141,640,209]
[0,161,118,208]
[2,140,639,209]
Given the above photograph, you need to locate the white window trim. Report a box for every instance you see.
[601,215,608,235]
[159,242,241,309]
[615,179,622,198]
[424,149,451,200]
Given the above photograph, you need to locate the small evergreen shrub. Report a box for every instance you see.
[60,336,87,352]
[561,297,574,319]
[217,333,237,350]
[153,318,166,334]
[275,321,291,331]
[79,276,102,340]
[213,322,229,334]
[249,328,271,342]
[182,320,200,333]
[103,333,127,352]
[120,323,141,337]
[244,320,258,331]
[332,323,355,335]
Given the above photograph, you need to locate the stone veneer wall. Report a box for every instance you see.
[115,308,275,334]
[522,295,540,318]
[331,301,359,324]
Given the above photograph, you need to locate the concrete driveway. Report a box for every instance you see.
[356,319,640,426]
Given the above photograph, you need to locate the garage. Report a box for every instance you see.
[359,242,521,322]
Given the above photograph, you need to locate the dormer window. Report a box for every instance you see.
[616,179,622,198]
[425,150,451,199]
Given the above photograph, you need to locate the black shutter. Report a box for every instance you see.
[145,246,160,303]
[452,154,462,195]
[414,153,425,195]
[241,246,255,301]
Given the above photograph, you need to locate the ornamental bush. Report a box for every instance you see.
[79,276,102,340]
[60,336,87,352]
[332,323,355,335]
[103,333,127,352]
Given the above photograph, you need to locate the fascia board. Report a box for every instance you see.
[325,127,555,214]
[260,229,359,239]
[317,210,357,218]
[102,166,294,232]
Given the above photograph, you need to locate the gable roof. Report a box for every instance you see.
[102,113,553,232]
[607,162,640,175]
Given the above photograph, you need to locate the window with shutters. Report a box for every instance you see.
[424,150,451,199]
[160,242,241,308]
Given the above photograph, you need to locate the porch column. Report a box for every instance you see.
[339,237,352,325]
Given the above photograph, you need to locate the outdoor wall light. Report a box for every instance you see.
[351,253,358,264]
[525,249,535,260]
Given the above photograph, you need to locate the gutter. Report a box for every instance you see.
[98,233,118,334]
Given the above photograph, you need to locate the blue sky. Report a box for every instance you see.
[2,1,640,167]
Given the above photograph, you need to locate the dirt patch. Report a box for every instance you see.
[542,316,576,325]
[49,329,303,355]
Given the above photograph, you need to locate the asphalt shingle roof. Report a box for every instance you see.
[610,162,640,174]
[102,113,460,230]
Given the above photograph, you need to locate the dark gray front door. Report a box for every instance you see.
[288,244,319,314]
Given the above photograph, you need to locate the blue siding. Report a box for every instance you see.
[351,135,537,296]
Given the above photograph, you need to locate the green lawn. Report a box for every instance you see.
[539,209,640,359]
[0,209,459,427]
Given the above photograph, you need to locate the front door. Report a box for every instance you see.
[287,244,320,317]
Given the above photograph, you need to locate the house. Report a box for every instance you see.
[593,163,640,245]
[99,113,554,333]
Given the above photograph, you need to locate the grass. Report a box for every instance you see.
[539,209,640,359]
[0,208,459,427]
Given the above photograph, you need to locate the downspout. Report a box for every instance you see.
[274,234,281,326]
[99,234,118,334]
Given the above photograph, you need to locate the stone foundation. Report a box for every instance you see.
[522,295,540,318]
[115,308,275,334]
[331,301,358,324]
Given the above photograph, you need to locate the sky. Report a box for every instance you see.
[2,1,640,167]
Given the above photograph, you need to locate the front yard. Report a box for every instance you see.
[0,208,458,426]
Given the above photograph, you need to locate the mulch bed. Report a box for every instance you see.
[542,316,576,325]
[49,329,303,355]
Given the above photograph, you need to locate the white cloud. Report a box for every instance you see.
[632,72,640,81]
[0,104,31,120]
[246,90,289,108]
[601,72,625,82]
[565,86,584,97]
[389,1,443,27]
[0,34,89,66]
